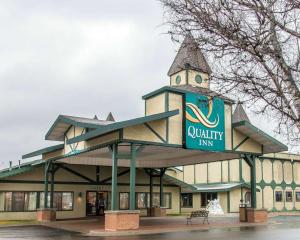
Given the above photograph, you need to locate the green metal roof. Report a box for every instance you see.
[67,110,179,144]
[233,121,288,154]
[142,85,234,103]
[22,144,64,159]
[0,160,44,179]
[187,182,260,193]
[163,174,197,192]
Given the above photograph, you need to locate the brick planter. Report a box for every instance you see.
[36,208,56,222]
[246,208,268,223]
[105,210,140,231]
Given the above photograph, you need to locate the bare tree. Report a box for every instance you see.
[160,0,300,143]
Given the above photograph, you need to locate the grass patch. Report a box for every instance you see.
[0,220,38,226]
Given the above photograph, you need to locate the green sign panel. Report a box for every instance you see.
[185,93,225,151]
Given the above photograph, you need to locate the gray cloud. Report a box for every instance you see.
[0,0,296,169]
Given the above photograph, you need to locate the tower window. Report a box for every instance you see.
[175,75,181,85]
[195,74,203,84]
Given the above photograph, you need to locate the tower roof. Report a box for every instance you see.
[233,102,251,123]
[168,35,212,76]
[106,112,115,122]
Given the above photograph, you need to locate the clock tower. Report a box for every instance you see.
[168,35,212,89]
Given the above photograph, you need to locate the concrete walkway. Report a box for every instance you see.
[43,215,277,237]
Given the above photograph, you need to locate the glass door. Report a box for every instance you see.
[86,191,97,216]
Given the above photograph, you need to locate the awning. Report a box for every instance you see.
[186,182,260,193]
[233,121,288,154]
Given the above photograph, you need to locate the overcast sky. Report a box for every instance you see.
[0,1,297,169]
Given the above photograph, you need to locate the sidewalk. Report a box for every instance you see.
[44,215,277,237]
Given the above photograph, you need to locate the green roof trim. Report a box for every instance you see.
[67,110,179,144]
[142,86,234,103]
[45,115,106,140]
[163,173,197,192]
[0,160,44,179]
[233,120,288,151]
[22,144,64,159]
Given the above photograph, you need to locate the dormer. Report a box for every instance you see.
[168,35,212,89]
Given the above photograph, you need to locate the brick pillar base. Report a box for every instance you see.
[246,208,268,223]
[105,210,140,231]
[36,208,56,222]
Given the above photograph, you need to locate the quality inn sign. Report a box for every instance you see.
[184,93,225,151]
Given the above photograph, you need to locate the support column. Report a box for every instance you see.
[44,161,49,209]
[37,160,56,222]
[250,155,257,209]
[105,143,140,231]
[111,143,118,210]
[130,143,136,210]
[50,164,55,209]
[149,169,153,208]
[243,154,267,223]
[159,169,164,207]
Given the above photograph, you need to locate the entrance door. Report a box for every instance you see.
[86,191,109,216]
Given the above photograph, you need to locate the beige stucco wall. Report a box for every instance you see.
[232,129,262,154]
[168,92,183,145]
[145,93,165,116]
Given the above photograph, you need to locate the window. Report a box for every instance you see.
[40,192,73,211]
[286,191,293,202]
[201,192,217,207]
[0,192,37,212]
[146,193,172,209]
[176,75,181,85]
[195,74,202,84]
[296,192,300,202]
[181,193,193,208]
[275,191,283,202]
[119,193,129,210]
[136,193,147,209]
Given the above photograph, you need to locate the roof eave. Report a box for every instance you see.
[233,121,288,153]
[67,110,180,144]
[22,144,65,159]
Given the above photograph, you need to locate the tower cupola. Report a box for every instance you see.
[168,35,212,89]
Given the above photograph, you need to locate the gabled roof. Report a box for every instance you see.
[233,103,251,123]
[168,35,212,76]
[142,85,234,103]
[67,110,179,144]
[45,115,114,141]
[233,121,288,153]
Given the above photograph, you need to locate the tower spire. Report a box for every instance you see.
[233,102,251,123]
[168,34,212,76]
[168,34,212,88]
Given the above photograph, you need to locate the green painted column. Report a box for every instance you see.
[44,162,49,209]
[150,169,153,207]
[111,143,118,210]
[129,143,136,210]
[50,164,55,208]
[250,155,257,209]
[159,170,164,207]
